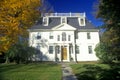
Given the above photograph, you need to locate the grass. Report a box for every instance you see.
[71,62,120,80]
[0,62,62,80]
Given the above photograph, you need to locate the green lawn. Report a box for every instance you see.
[0,62,62,80]
[71,62,120,80]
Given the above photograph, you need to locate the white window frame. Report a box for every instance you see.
[78,18,85,26]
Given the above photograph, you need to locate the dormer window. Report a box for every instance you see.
[78,18,85,26]
[43,17,48,26]
[61,17,67,24]
[81,19,84,25]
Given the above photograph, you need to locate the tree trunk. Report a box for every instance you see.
[5,57,10,63]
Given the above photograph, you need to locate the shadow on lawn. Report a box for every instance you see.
[75,64,120,80]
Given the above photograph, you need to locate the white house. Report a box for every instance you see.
[28,13,100,62]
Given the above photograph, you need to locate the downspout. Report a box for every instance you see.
[74,30,78,63]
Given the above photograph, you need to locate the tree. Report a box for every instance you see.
[0,0,41,52]
[95,42,115,63]
[6,42,36,64]
[96,0,120,61]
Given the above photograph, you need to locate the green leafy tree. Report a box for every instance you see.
[96,0,120,62]
[6,43,36,64]
[95,42,114,63]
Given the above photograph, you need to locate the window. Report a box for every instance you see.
[56,46,60,54]
[88,46,93,54]
[36,43,40,50]
[78,18,85,26]
[69,45,73,54]
[37,33,41,39]
[49,46,53,54]
[81,19,84,25]
[61,17,67,23]
[43,17,48,26]
[37,36,41,39]
[62,32,66,41]
[87,32,91,39]
[76,45,79,54]
[57,35,60,41]
[49,32,54,39]
[76,32,78,39]
[68,35,71,41]
[32,34,35,39]
[49,36,53,39]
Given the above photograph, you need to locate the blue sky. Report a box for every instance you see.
[47,0,103,27]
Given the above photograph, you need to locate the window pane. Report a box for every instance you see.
[76,46,79,54]
[37,33,41,39]
[43,17,48,25]
[37,36,41,39]
[56,46,60,54]
[68,35,71,41]
[49,32,54,39]
[61,17,66,23]
[36,43,40,50]
[88,46,92,54]
[49,46,53,54]
[81,19,84,25]
[62,32,66,41]
[70,45,73,54]
[50,36,53,39]
[76,32,78,39]
[87,32,91,39]
[57,35,60,41]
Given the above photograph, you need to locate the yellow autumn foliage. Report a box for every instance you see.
[0,0,41,52]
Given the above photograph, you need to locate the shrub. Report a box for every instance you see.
[95,42,114,63]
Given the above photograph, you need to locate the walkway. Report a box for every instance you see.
[61,63,77,80]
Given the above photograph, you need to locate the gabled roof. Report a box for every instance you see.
[30,17,98,30]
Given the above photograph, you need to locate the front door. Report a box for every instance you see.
[62,47,67,60]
